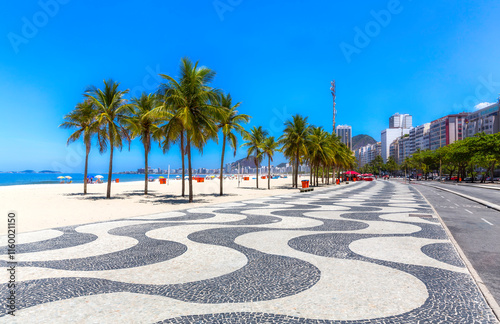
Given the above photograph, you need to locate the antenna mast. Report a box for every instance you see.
[331,80,336,133]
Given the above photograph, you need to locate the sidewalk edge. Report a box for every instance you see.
[413,186,500,321]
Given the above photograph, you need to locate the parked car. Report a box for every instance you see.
[464,177,473,182]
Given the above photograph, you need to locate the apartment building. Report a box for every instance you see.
[464,102,500,137]
[429,113,468,150]
[355,142,381,167]
[414,123,431,151]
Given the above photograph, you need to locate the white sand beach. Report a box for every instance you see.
[0,176,310,235]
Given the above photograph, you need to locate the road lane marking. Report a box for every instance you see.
[464,209,473,214]
[454,203,460,207]
[481,218,494,226]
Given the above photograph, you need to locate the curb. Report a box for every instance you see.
[413,186,500,321]
[436,181,500,191]
[420,183,500,212]
[456,183,500,191]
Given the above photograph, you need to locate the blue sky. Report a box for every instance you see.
[1,0,500,172]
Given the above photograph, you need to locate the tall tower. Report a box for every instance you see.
[331,80,336,133]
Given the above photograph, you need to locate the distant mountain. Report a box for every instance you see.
[228,156,257,168]
[352,134,377,151]
[20,170,36,173]
[277,162,287,168]
[39,170,62,174]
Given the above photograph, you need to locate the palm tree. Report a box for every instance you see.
[85,79,131,199]
[217,93,250,195]
[242,126,268,189]
[261,136,279,189]
[158,57,221,203]
[329,134,342,183]
[157,85,188,198]
[332,141,355,182]
[124,93,165,195]
[278,115,310,188]
[60,99,100,195]
[159,114,186,196]
[307,127,332,186]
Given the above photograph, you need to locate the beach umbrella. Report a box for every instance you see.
[57,176,65,179]
[95,175,104,179]
[65,176,72,179]
[159,176,165,179]
[345,171,359,175]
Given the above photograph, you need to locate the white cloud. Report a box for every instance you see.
[474,102,494,110]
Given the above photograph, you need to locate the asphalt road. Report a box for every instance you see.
[415,183,500,306]
[433,182,500,205]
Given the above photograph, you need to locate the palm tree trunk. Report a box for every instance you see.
[322,167,324,184]
[144,146,149,195]
[84,143,90,195]
[220,134,226,196]
[187,138,193,202]
[295,149,299,188]
[106,136,114,199]
[181,131,185,197]
[268,156,271,190]
[309,162,313,183]
[255,158,259,189]
[292,160,296,187]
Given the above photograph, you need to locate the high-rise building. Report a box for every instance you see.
[414,123,431,151]
[381,128,410,162]
[389,140,399,163]
[389,135,411,164]
[399,136,412,163]
[389,113,412,129]
[354,142,381,167]
[409,127,416,155]
[335,125,352,150]
[464,102,500,138]
[382,113,412,162]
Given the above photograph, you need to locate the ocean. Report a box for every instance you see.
[0,173,195,186]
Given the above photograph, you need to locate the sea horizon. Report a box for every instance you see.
[0,172,241,187]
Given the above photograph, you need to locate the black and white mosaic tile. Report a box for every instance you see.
[0,180,497,323]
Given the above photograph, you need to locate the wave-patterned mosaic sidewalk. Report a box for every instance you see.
[1,181,497,323]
